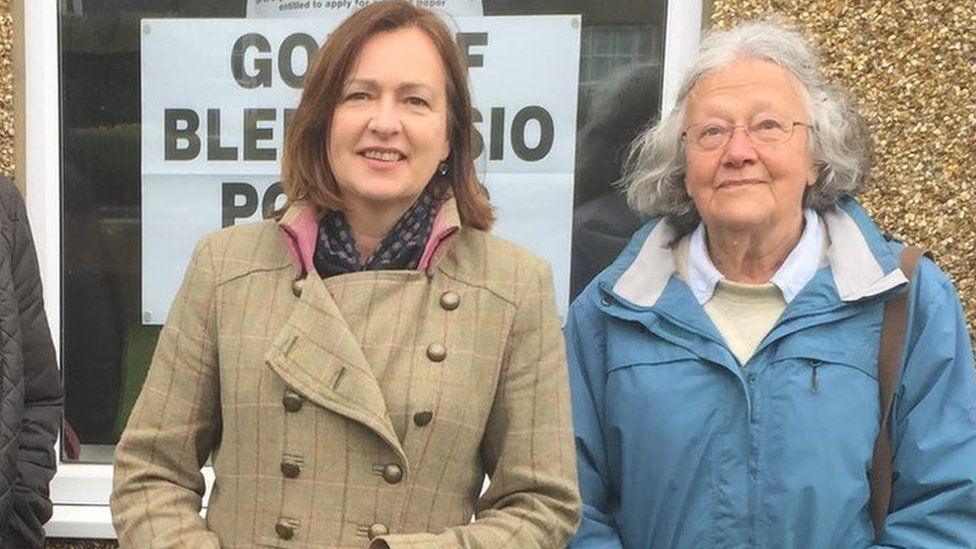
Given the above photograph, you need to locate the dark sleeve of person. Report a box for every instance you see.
[2,182,63,548]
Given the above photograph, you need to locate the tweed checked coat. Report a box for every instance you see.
[111,198,580,548]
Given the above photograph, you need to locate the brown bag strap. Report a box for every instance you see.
[869,245,927,538]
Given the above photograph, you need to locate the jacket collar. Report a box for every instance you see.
[606,198,907,308]
[277,200,319,276]
[276,197,461,277]
[821,199,907,301]
[418,196,461,271]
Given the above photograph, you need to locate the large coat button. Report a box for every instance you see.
[282,390,304,412]
[381,463,403,484]
[426,343,447,362]
[413,411,433,426]
[292,277,306,297]
[367,523,389,539]
[439,291,460,311]
[280,458,301,478]
[275,519,296,540]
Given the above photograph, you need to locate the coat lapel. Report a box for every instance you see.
[264,269,407,467]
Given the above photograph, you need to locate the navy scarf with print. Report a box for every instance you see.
[313,185,440,278]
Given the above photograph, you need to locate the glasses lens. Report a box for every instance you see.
[693,123,730,150]
[749,117,792,144]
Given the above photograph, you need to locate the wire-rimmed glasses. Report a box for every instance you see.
[682,117,812,151]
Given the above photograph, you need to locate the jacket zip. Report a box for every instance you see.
[639,306,758,420]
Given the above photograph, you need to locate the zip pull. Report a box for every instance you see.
[810,360,821,394]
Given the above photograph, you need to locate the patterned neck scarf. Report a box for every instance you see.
[313,185,440,278]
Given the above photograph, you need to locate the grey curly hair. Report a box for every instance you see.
[621,20,872,234]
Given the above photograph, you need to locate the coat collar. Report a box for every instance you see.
[605,198,907,308]
[418,196,461,271]
[277,199,319,276]
[276,197,461,277]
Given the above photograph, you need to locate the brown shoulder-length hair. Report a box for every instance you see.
[281,0,494,230]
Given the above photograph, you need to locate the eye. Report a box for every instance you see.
[344,91,369,102]
[698,123,727,138]
[406,96,430,108]
[754,118,786,131]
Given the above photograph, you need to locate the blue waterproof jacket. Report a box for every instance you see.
[566,199,976,548]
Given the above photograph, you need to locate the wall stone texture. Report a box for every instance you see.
[711,1,975,340]
[0,0,12,180]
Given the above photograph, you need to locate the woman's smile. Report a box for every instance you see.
[716,178,765,190]
[359,147,407,171]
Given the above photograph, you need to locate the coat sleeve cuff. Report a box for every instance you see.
[373,531,460,548]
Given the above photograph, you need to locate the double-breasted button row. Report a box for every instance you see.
[426,343,447,362]
[373,463,404,484]
[425,292,458,362]
[276,518,298,540]
[282,390,304,412]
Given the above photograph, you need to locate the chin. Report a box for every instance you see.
[350,185,421,209]
[705,207,773,231]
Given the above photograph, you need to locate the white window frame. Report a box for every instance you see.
[24,0,702,538]
[662,0,704,112]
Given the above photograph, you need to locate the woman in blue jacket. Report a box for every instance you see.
[567,21,976,548]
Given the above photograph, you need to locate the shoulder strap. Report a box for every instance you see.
[869,245,927,538]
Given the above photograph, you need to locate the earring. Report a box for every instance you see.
[437,161,449,176]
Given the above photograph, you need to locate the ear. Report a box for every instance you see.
[806,161,819,188]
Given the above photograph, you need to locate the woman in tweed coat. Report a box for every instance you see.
[110,2,580,548]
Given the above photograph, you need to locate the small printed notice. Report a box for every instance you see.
[246,0,483,18]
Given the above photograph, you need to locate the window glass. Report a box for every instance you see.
[58,0,667,463]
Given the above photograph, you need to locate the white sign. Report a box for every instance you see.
[247,0,483,17]
[141,17,580,324]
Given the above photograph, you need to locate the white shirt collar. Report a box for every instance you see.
[687,209,825,305]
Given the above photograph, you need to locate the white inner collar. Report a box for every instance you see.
[687,209,825,305]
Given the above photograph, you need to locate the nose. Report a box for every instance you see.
[720,126,758,168]
[366,99,401,137]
